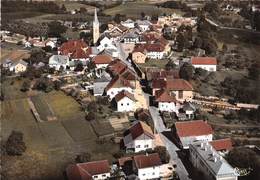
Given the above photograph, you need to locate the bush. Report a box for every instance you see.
[75,152,91,163]
[85,111,96,121]
[154,146,170,163]
[6,131,26,156]
[20,80,31,92]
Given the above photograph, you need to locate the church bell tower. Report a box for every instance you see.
[93,8,100,45]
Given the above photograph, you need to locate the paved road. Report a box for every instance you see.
[148,106,191,180]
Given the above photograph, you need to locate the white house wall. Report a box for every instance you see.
[117,97,135,112]
[137,166,160,180]
[158,102,177,112]
[180,134,213,149]
[107,87,134,99]
[193,64,217,72]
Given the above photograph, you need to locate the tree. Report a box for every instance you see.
[34,78,54,93]
[154,146,170,163]
[87,61,96,72]
[47,21,67,37]
[141,12,146,20]
[74,62,84,72]
[179,62,194,81]
[75,152,91,163]
[6,131,26,156]
[165,60,176,70]
[248,63,260,80]
[227,147,260,180]
[100,24,108,33]
[61,4,67,13]
[79,7,87,14]
[20,80,31,92]
[85,111,96,121]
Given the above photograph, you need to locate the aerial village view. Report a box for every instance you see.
[0,0,260,180]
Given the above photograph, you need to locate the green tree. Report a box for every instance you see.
[154,146,170,163]
[47,21,67,37]
[6,131,26,156]
[248,62,260,80]
[20,80,31,92]
[75,152,91,163]
[179,62,194,81]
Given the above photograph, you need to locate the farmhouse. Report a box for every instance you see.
[172,120,213,149]
[209,138,233,155]
[93,54,113,70]
[133,153,162,180]
[155,89,178,112]
[58,40,90,61]
[9,59,28,73]
[114,90,136,112]
[49,55,70,71]
[66,160,111,180]
[123,121,155,152]
[105,75,134,99]
[191,57,217,72]
[152,79,194,102]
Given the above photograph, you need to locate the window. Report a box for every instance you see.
[127,103,129,106]
[179,91,183,99]
[144,145,149,148]
[94,175,98,178]
[111,91,114,95]
[102,174,106,177]
[121,103,123,106]
[152,172,155,175]
[136,145,141,148]
[142,174,146,176]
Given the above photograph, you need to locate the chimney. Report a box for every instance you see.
[214,156,217,163]
[200,142,204,149]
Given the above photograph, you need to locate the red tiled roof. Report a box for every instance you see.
[108,59,128,75]
[59,40,90,59]
[175,120,213,137]
[147,70,180,81]
[129,121,154,140]
[118,156,133,167]
[66,160,110,180]
[120,68,137,81]
[145,43,165,52]
[93,55,112,64]
[134,153,162,169]
[191,57,217,65]
[209,138,233,151]
[114,90,135,102]
[155,89,177,103]
[152,79,193,91]
[166,79,193,91]
[105,75,133,91]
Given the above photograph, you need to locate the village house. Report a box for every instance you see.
[136,20,152,32]
[132,48,147,64]
[49,55,70,71]
[133,153,162,180]
[145,69,180,85]
[9,59,28,73]
[66,160,111,180]
[209,138,233,155]
[155,89,179,112]
[180,102,196,119]
[122,32,140,44]
[121,19,135,29]
[191,57,217,72]
[106,24,128,42]
[93,72,112,97]
[93,54,113,76]
[123,121,155,153]
[105,75,134,99]
[172,120,213,149]
[58,40,90,61]
[189,141,238,180]
[97,36,118,54]
[152,79,194,102]
[113,90,136,112]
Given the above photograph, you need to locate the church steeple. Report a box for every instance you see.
[93,8,100,44]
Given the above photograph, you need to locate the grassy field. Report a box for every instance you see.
[1,80,119,180]
[103,1,184,19]
[138,59,168,72]
[54,1,95,11]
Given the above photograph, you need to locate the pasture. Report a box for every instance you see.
[1,81,119,179]
[103,1,184,19]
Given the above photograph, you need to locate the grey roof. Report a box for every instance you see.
[190,141,237,177]
[95,71,111,83]
[93,81,109,96]
[122,32,139,39]
[136,20,151,26]
[49,55,69,65]
[15,59,28,66]
[182,102,196,111]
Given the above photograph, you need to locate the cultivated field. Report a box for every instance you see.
[103,1,184,19]
[1,80,119,180]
